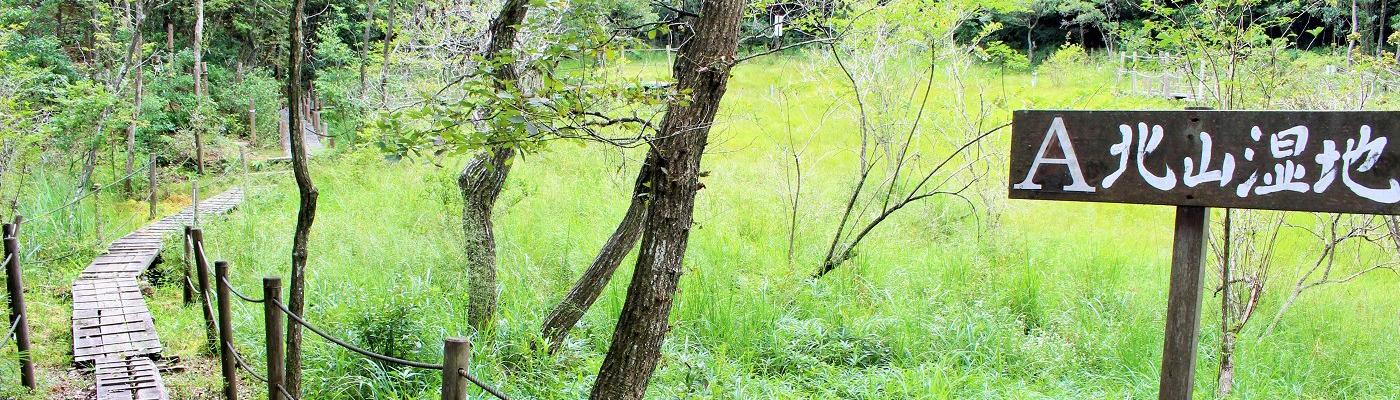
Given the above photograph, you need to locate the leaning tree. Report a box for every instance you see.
[587,0,746,397]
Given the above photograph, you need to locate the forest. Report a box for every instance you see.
[1,0,1399,398]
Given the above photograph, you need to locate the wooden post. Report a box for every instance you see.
[1158,206,1209,400]
[440,337,471,400]
[183,225,195,305]
[192,179,201,228]
[192,228,218,352]
[248,98,258,146]
[1132,65,1139,93]
[214,261,239,400]
[263,277,286,400]
[3,226,36,390]
[240,145,250,190]
[278,105,290,157]
[320,101,332,148]
[91,183,102,242]
[148,153,158,220]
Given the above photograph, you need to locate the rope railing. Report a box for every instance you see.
[25,159,156,223]
[2,222,35,390]
[186,276,204,296]
[265,297,510,400]
[220,277,264,303]
[268,298,445,370]
[194,229,510,400]
[458,369,512,400]
[0,316,20,349]
[227,341,269,383]
[226,340,300,400]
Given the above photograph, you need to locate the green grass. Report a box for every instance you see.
[2,55,1398,399]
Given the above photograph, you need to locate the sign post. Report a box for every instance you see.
[1159,205,1207,399]
[1008,109,1400,399]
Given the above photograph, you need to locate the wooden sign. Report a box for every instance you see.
[1007,108,1400,400]
[1009,110,1400,215]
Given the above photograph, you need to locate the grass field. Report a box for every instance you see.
[3,54,1398,399]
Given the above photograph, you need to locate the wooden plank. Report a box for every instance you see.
[71,276,162,363]
[95,357,168,400]
[1009,110,1400,214]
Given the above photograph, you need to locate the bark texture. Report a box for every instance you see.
[377,0,398,108]
[192,0,205,175]
[164,16,173,70]
[540,156,652,352]
[459,0,530,331]
[284,0,318,396]
[459,146,514,330]
[124,12,142,197]
[588,0,743,397]
[359,0,377,103]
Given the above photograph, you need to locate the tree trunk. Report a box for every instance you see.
[193,0,205,175]
[74,134,102,203]
[1026,18,1037,61]
[359,0,378,104]
[284,0,318,396]
[193,0,203,97]
[1218,209,1235,397]
[1349,0,1359,66]
[1218,329,1236,396]
[56,3,63,48]
[164,15,173,70]
[457,0,531,332]
[588,0,743,397]
[124,4,144,198]
[459,146,514,330]
[1361,0,1378,54]
[1379,0,1388,59]
[377,0,399,108]
[540,156,653,352]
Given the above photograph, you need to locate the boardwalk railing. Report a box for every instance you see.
[3,220,36,390]
[1117,51,1400,103]
[189,230,510,400]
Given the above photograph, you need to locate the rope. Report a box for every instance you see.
[185,276,204,296]
[270,299,445,370]
[0,316,20,349]
[227,341,269,383]
[25,159,155,223]
[226,340,301,400]
[222,290,515,400]
[29,246,93,265]
[220,276,264,303]
[458,368,511,400]
[276,383,299,400]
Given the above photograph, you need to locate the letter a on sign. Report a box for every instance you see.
[1014,117,1097,192]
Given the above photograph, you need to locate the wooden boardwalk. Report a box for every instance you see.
[72,188,244,399]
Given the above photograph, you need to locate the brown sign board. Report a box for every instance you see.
[1008,110,1400,215]
[1008,109,1400,215]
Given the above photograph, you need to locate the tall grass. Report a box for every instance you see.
[2,55,1397,399]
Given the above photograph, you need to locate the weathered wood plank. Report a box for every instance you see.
[1009,110,1400,214]
[95,357,168,400]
